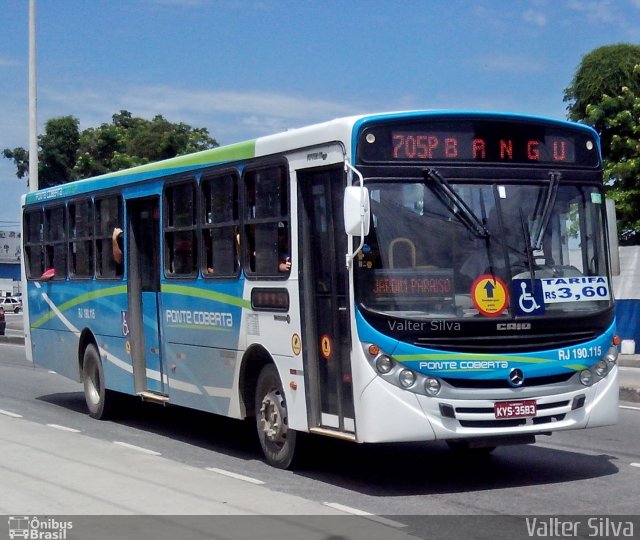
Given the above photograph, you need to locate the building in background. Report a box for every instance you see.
[0,228,21,296]
[613,245,640,354]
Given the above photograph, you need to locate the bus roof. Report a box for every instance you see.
[24,110,598,206]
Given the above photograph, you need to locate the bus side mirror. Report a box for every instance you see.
[344,185,370,237]
[606,199,620,276]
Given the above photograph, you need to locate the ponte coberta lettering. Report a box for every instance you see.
[418,360,509,370]
[165,309,233,328]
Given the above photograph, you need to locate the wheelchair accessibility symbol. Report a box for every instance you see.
[512,279,545,316]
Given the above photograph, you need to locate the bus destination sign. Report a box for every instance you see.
[366,269,455,305]
[358,118,599,167]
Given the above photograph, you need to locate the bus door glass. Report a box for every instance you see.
[126,197,165,395]
[298,166,355,433]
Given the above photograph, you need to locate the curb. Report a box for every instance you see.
[620,387,640,403]
[0,335,25,344]
[618,355,640,368]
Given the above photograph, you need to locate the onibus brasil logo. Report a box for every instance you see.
[8,517,73,540]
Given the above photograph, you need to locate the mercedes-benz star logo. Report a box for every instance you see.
[508,368,525,387]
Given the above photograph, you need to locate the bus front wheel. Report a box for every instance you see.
[82,344,115,419]
[255,364,297,469]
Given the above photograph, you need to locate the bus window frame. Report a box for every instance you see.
[241,160,291,280]
[44,204,68,281]
[95,194,124,280]
[23,207,45,280]
[200,169,241,280]
[163,177,199,280]
[68,197,95,280]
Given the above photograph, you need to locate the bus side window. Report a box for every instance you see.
[96,196,123,278]
[164,180,198,278]
[68,199,94,278]
[44,205,67,279]
[24,209,44,279]
[243,164,290,278]
[201,172,239,277]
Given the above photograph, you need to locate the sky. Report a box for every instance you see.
[1,0,639,226]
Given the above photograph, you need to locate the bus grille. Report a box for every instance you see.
[457,414,567,428]
[453,400,570,429]
[414,330,598,353]
[443,372,574,389]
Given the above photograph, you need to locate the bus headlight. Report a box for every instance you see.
[604,346,618,364]
[375,355,394,374]
[425,377,441,396]
[579,369,593,386]
[595,359,608,377]
[399,369,416,388]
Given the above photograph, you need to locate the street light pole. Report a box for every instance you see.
[28,0,38,192]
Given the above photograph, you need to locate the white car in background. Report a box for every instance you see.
[0,296,22,313]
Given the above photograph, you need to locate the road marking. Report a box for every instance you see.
[113,441,161,456]
[324,502,372,516]
[47,424,81,433]
[620,405,640,411]
[323,502,407,528]
[0,409,22,418]
[205,467,265,485]
[631,463,640,469]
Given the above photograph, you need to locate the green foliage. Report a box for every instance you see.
[586,70,640,243]
[2,147,29,179]
[564,43,640,124]
[565,44,640,244]
[3,110,218,188]
[39,116,81,187]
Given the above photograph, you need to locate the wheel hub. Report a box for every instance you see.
[259,389,288,444]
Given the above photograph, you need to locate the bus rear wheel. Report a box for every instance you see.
[82,344,115,419]
[255,364,297,469]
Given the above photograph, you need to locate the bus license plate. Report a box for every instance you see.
[494,400,537,419]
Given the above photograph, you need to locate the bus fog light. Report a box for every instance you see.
[595,360,608,377]
[604,346,618,364]
[579,369,593,386]
[425,377,441,396]
[375,355,393,374]
[399,369,416,388]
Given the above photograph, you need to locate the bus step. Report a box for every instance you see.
[309,427,356,441]
[137,391,170,405]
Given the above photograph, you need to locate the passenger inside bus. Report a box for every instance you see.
[278,227,291,272]
[112,227,124,273]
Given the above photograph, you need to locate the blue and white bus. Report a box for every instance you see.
[22,111,619,468]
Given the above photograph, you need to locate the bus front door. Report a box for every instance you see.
[298,166,355,435]
[126,197,166,397]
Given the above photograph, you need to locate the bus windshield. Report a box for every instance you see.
[355,179,611,319]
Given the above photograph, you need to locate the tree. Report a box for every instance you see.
[2,147,28,179]
[564,44,640,122]
[3,110,218,187]
[585,68,640,244]
[39,116,81,187]
[564,44,640,244]
[3,116,80,188]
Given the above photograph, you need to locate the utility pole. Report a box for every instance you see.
[28,0,38,192]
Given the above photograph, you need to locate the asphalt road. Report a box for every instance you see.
[1,339,639,536]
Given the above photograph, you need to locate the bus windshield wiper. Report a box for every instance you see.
[531,172,561,250]
[423,168,490,239]
[520,208,536,288]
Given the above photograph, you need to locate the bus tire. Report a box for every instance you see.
[82,344,115,420]
[255,364,297,469]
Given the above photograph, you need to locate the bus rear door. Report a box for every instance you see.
[126,197,166,397]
